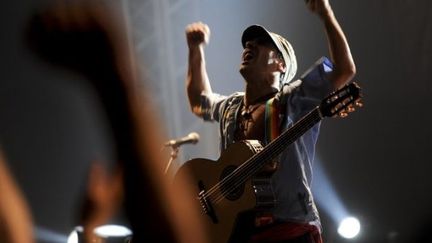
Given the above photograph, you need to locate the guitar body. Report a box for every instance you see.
[174,140,265,243]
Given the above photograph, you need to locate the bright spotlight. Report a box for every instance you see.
[338,217,361,239]
[66,230,78,243]
[67,225,132,243]
[67,226,83,243]
[94,224,132,238]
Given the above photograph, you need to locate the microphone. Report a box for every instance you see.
[164,132,200,147]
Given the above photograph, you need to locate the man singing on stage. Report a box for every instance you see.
[184,0,356,242]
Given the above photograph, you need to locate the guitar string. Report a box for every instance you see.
[204,108,321,204]
[210,111,321,204]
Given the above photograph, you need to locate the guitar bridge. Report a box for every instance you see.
[243,140,264,154]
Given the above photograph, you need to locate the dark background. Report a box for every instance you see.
[1,0,431,242]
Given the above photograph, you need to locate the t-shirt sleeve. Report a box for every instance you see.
[200,92,227,122]
[287,56,335,119]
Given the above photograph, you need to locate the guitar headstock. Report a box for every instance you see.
[320,82,363,118]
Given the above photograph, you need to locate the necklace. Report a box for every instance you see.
[237,91,277,139]
[241,91,277,118]
[241,103,262,119]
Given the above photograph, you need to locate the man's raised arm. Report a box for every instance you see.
[185,22,213,117]
[307,0,356,88]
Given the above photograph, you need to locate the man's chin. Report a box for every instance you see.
[239,65,251,79]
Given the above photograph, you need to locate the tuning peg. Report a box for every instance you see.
[338,111,348,118]
[355,99,363,108]
[329,95,338,103]
[346,104,355,113]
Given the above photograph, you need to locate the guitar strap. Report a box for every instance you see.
[252,96,287,228]
[264,97,283,144]
[265,80,301,144]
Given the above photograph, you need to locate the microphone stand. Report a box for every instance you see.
[162,132,199,174]
[164,145,179,174]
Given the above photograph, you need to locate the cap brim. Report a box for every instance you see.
[241,25,284,60]
[241,25,274,48]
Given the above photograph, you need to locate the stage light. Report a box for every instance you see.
[67,226,82,243]
[67,230,78,243]
[67,224,132,243]
[338,216,361,239]
[313,158,349,223]
[94,224,132,238]
[313,158,362,239]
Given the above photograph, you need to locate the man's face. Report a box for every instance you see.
[239,36,285,81]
